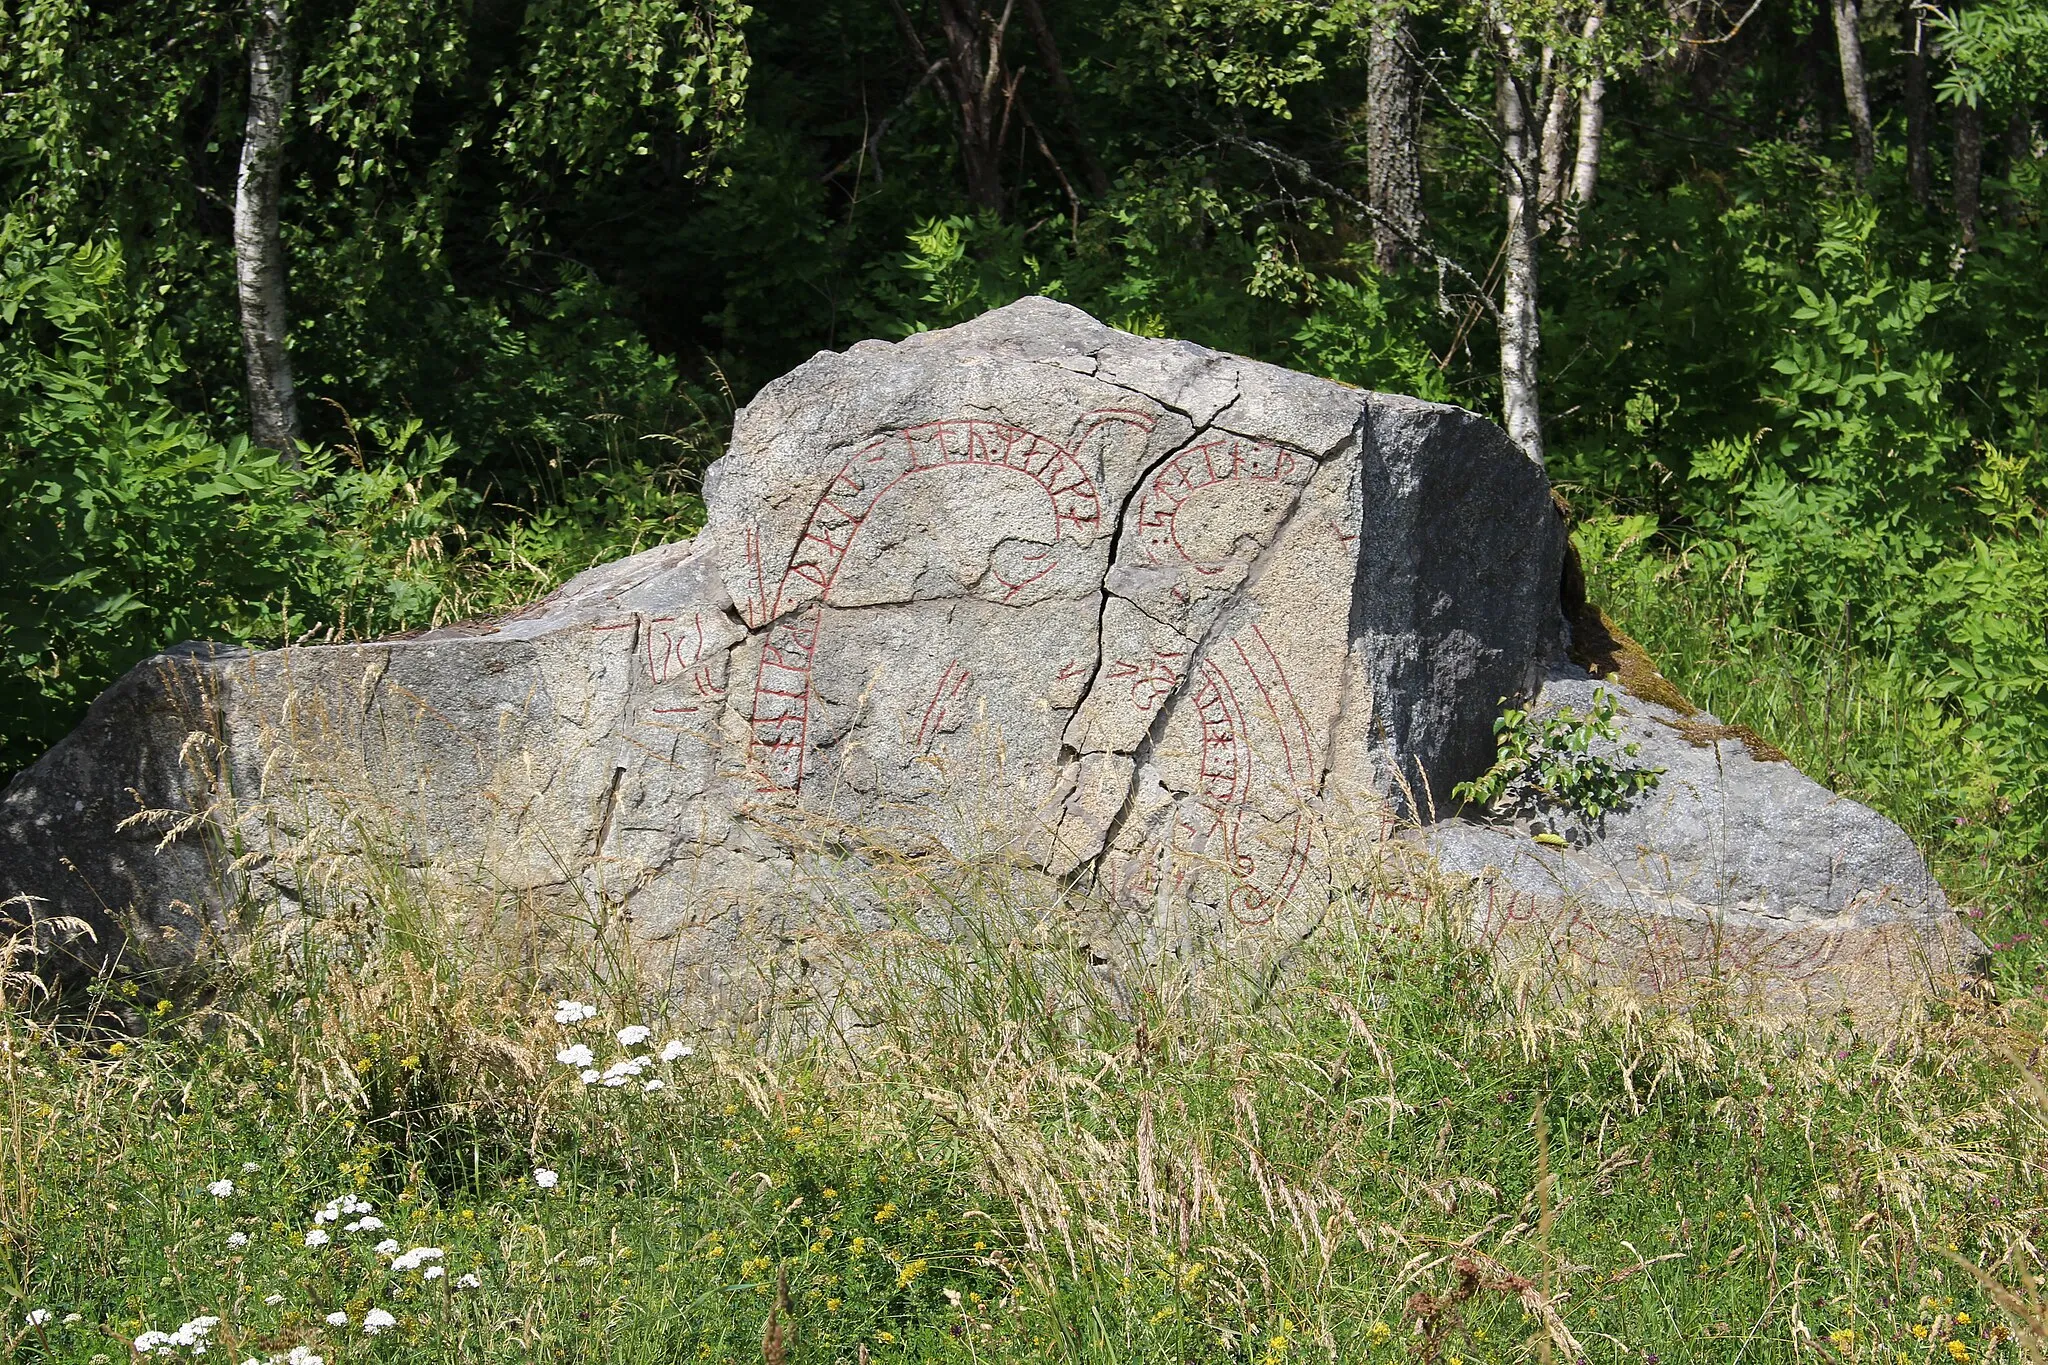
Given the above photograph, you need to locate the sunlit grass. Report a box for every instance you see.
[8,823,2048,1364]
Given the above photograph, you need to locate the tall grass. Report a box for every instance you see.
[7,811,2048,1365]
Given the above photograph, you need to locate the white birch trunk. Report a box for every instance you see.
[1496,58,1544,464]
[236,0,299,453]
[1563,6,1606,247]
[1831,0,1875,182]
[1537,57,1571,223]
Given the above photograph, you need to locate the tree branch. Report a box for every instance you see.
[1223,134,1498,320]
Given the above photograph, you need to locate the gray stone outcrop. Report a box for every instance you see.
[0,298,1982,1018]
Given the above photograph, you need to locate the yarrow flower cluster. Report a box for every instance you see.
[237,1348,322,1365]
[225,1232,249,1249]
[135,1315,220,1355]
[206,1179,235,1199]
[304,1193,386,1247]
[361,1309,397,1336]
[553,1028,693,1090]
[533,1168,560,1189]
[390,1246,445,1274]
[597,1055,653,1087]
[311,1194,375,1226]
[553,1000,598,1025]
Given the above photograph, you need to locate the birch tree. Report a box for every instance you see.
[236,0,299,454]
[1491,11,1546,461]
[1831,0,1875,182]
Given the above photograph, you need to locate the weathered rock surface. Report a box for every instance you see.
[0,298,1982,1018]
[1420,672,1981,1016]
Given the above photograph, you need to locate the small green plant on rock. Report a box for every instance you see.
[1452,689,1663,822]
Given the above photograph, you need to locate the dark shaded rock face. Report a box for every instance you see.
[0,299,1980,1018]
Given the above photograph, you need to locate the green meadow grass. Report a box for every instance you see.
[7,832,2048,1365]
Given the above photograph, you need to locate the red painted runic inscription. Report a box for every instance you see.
[1134,435,1305,571]
[916,659,973,751]
[1180,625,1316,925]
[1105,648,1187,713]
[746,417,1117,790]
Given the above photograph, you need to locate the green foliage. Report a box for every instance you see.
[0,218,708,775]
[1931,0,2048,108]
[0,218,331,762]
[1452,688,1663,822]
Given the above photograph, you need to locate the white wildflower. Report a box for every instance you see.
[533,1168,559,1189]
[659,1040,693,1062]
[579,1068,599,1085]
[455,1273,481,1290]
[389,1246,445,1273]
[616,1024,651,1046]
[552,1000,597,1025]
[422,1266,445,1281]
[206,1179,235,1199]
[138,1315,220,1355]
[361,1308,397,1335]
[303,1228,330,1248]
[374,1239,401,1256]
[25,1309,52,1327]
[555,1043,594,1068]
[643,1079,665,1092]
[343,1216,385,1233]
[287,1350,323,1365]
[226,1232,249,1249]
[241,1161,261,1173]
[324,1313,348,1327]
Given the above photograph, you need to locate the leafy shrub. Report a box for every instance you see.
[0,218,710,777]
[1452,689,1663,823]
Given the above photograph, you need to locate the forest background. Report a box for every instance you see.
[3,0,2046,985]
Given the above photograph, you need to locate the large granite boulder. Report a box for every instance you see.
[0,298,1982,1018]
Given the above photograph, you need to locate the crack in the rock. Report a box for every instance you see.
[1066,399,1344,891]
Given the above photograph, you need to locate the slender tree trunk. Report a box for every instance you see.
[1905,4,1933,208]
[1956,98,1983,248]
[1365,2,1424,270]
[235,0,299,454]
[1015,0,1108,198]
[1496,59,1544,463]
[888,0,1016,218]
[936,0,1011,217]
[1830,0,1874,181]
[2004,108,2035,223]
[1563,6,1606,249]
[1537,54,1571,224]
